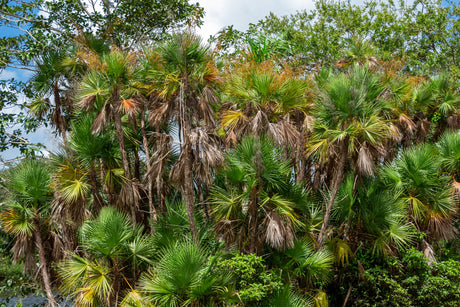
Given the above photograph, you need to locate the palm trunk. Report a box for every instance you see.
[53,82,67,142]
[89,163,104,212]
[34,218,57,307]
[180,73,198,238]
[317,141,348,246]
[249,183,260,254]
[140,106,157,221]
[183,120,198,238]
[296,131,306,183]
[112,87,131,179]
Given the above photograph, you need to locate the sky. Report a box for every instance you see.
[196,0,316,40]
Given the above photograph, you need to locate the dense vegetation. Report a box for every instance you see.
[0,0,459,306]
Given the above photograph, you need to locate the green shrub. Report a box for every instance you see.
[348,249,460,307]
[216,252,283,304]
[0,256,38,298]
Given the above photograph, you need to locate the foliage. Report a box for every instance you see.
[0,254,38,298]
[139,240,233,306]
[0,1,460,306]
[348,249,460,307]
[216,252,283,304]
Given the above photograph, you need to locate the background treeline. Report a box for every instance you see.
[0,0,459,306]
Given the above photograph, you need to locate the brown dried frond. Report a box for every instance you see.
[77,95,96,110]
[13,236,36,274]
[169,154,186,187]
[398,114,416,136]
[198,86,219,126]
[149,102,170,126]
[214,219,238,248]
[249,110,269,134]
[389,123,403,142]
[264,211,294,250]
[357,143,374,176]
[280,121,300,148]
[447,114,460,129]
[304,115,314,133]
[452,180,460,205]
[425,213,457,241]
[92,103,111,134]
[118,180,143,222]
[415,119,431,143]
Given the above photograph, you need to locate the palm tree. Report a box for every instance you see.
[380,144,458,243]
[28,49,75,141]
[220,60,311,182]
[334,176,415,255]
[77,50,138,181]
[221,61,307,144]
[277,238,334,287]
[0,160,57,306]
[428,74,460,139]
[136,241,233,306]
[438,132,460,200]
[308,65,393,245]
[59,206,154,306]
[211,136,306,254]
[144,32,223,237]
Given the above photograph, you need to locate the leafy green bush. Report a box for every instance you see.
[216,252,283,304]
[416,260,460,307]
[348,249,460,307]
[0,256,38,298]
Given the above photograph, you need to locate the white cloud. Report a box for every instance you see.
[196,0,317,39]
[0,69,19,80]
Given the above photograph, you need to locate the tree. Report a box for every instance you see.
[308,65,393,245]
[212,0,460,77]
[0,0,203,154]
[380,144,457,243]
[59,206,154,306]
[211,136,306,254]
[145,32,223,237]
[220,60,310,182]
[334,175,415,256]
[0,160,57,306]
[77,50,136,180]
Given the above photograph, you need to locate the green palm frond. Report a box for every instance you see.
[380,143,456,240]
[438,131,460,176]
[79,206,135,259]
[59,254,93,295]
[284,239,333,285]
[0,202,34,237]
[269,285,314,307]
[121,290,152,307]
[210,186,245,220]
[140,241,230,306]
[3,160,52,210]
[77,70,110,107]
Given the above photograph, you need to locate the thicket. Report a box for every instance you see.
[0,0,459,306]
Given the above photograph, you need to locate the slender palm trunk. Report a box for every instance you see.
[134,147,140,181]
[317,141,348,246]
[183,120,198,238]
[140,106,157,221]
[34,218,57,307]
[89,163,104,212]
[249,183,260,254]
[296,130,306,183]
[155,124,168,214]
[112,87,131,179]
[53,82,67,142]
